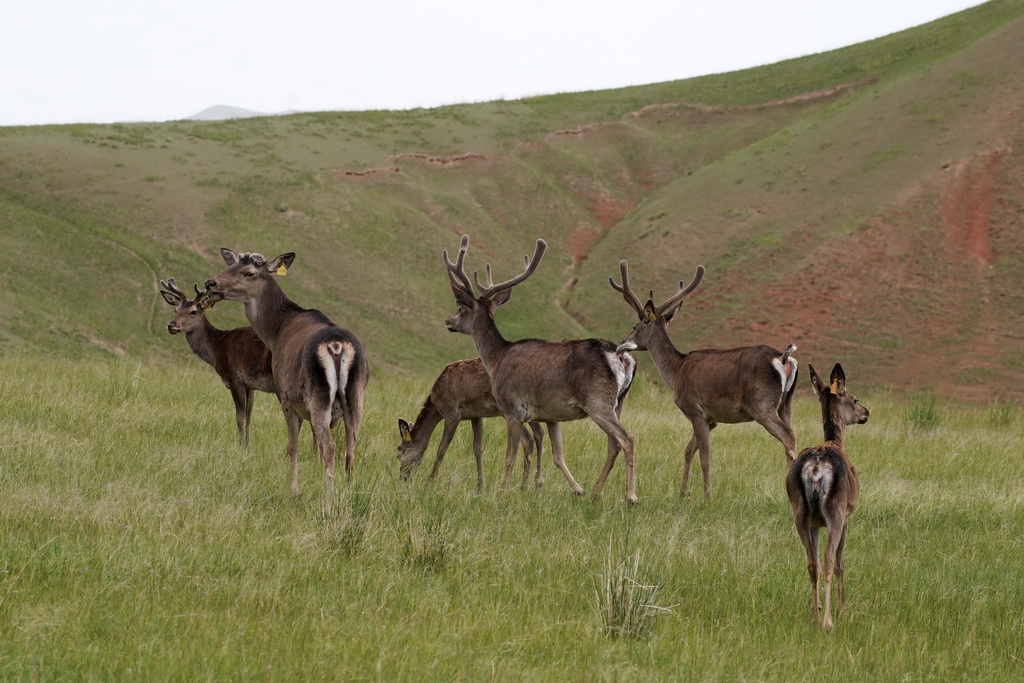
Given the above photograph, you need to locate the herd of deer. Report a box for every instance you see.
[158,235,869,629]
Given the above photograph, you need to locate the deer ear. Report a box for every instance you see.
[829,363,846,395]
[643,301,657,322]
[451,281,476,308]
[160,290,181,307]
[398,418,413,442]
[808,364,824,396]
[492,288,512,307]
[269,253,296,275]
[221,248,239,265]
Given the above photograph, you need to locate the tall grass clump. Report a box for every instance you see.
[395,492,462,573]
[595,546,672,639]
[902,390,941,429]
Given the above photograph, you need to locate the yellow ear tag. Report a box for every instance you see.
[403,430,412,443]
[275,264,287,276]
[830,379,840,395]
[646,311,657,322]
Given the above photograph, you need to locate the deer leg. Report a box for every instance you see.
[231,383,249,448]
[822,519,847,629]
[529,422,545,488]
[310,407,337,517]
[835,521,850,616]
[804,525,821,621]
[502,418,525,492]
[681,435,698,496]
[471,417,485,491]
[688,419,715,499]
[519,422,534,491]
[546,422,584,496]
[342,383,365,484]
[755,412,797,465]
[282,405,303,497]
[430,417,461,481]
[589,412,636,505]
[243,389,255,448]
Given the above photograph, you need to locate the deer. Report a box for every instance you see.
[397,357,545,490]
[609,260,798,499]
[159,277,275,447]
[204,249,370,514]
[443,235,639,504]
[786,363,869,629]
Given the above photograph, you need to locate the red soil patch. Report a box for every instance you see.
[940,147,1007,266]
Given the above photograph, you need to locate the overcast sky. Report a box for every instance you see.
[2,0,986,127]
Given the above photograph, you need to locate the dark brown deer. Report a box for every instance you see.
[443,235,639,504]
[397,357,544,490]
[786,363,869,629]
[609,260,798,499]
[159,277,274,447]
[204,250,370,514]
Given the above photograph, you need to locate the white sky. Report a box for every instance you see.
[2,0,987,127]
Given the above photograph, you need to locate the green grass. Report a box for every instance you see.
[1,355,1021,679]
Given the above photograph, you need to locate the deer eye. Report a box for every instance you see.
[190,310,198,316]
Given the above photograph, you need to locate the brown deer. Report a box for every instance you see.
[609,260,798,499]
[443,235,639,504]
[204,249,370,514]
[786,363,869,629]
[397,357,545,490]
[159,277,274,447]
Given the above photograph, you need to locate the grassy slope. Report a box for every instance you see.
[0,0,1022,400]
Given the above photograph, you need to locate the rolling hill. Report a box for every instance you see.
[1,0,1022,401]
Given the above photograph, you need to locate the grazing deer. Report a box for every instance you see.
[397,357,545,490]
[786,363,869,629]
[609,260,798,498]
[204,249,370,514]
[443,235,639,504]
[159,277,274,447]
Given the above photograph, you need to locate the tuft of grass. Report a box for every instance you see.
[595,546,672,639]
[903,390,941,429]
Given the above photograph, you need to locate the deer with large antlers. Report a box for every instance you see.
[159,277,275,447]
[397,357,545,490]
[610,261,798,499]
[786,363,869,629]
[204,250,369,514]
[443,235,639,504]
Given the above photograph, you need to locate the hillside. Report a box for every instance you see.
[1,0,1022,401]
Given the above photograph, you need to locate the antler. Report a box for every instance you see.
[443,234,475,297]
[609,260,645,319]
[655,265,705,317]
[473,239,547,300]
[160,277,186,302]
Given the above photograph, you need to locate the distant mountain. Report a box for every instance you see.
[186,105,272,121]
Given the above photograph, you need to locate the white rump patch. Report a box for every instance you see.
[772,356,798,395]
[606,351,637,400]
[318,341,354,404]
[801,459,834,501]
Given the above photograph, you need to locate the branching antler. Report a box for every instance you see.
[654,265,705,317]
[159,277,186,304]
[609,260,645,319]
[444,235,547,300]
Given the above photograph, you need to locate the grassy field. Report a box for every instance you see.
[1,355,1021,680]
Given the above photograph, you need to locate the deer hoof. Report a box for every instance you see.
[626,495,639,506]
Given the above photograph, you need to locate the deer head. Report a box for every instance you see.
[442,234,547,336]
[203,248,295,304]
[809,363,869,427]
[609,260,705,351]
[159,278,220,335]
[396,418,421,479]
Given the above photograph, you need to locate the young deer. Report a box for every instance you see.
[204,250,370,514]
[397,357,544,490]
[159,277,275,447]
[443,235,639,503]
[786,363,869,629]
[610,260,798,498]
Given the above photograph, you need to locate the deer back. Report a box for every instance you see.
[672,345,796,422]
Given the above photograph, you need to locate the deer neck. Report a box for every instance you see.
[469,311,510,377]
[822,397,847,449]
[409,402,443,452]
[245,281,298,351]
[646,323,687,386]
[184,316,220,367]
